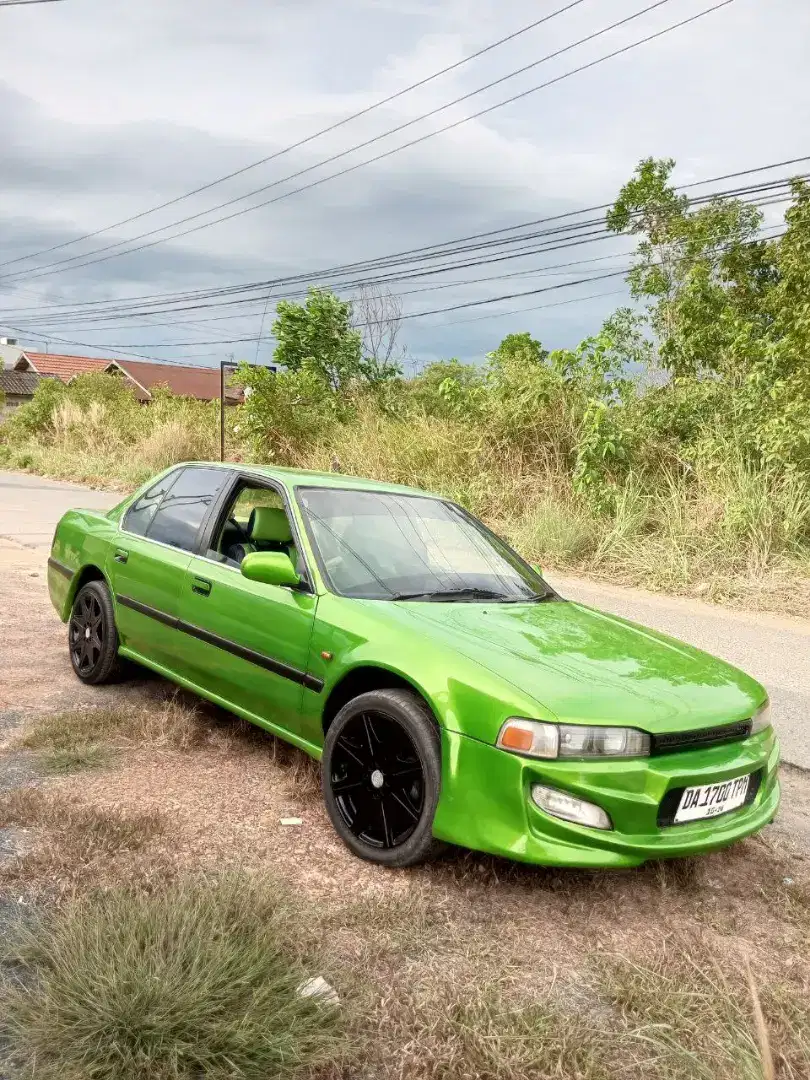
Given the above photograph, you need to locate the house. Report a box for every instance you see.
[105,359,244,404]
[0,370,44,416]
[8,346,244,404]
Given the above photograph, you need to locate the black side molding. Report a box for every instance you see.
[117,593,178,629]
[115,594,324,693]
[48,557,75,581]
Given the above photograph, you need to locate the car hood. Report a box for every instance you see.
[393,598,764,733]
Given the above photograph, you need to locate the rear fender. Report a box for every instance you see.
[48,509,117,621]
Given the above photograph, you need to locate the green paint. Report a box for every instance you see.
[48,462,779,868]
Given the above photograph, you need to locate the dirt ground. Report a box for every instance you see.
[2,535,810,1080]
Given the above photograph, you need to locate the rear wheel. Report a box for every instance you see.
[321,688,445,868]
[68,580,122,685]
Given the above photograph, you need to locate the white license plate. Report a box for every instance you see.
[674,774,751,824]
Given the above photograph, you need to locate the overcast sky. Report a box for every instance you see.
[1,0,808,371]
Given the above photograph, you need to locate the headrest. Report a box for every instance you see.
[248,506,293,543]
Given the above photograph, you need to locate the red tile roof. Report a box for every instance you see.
[18,352,110,381]
[13,351,243,403]
[114,360,242,402]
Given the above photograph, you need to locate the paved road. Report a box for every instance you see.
[0,470,119,549]
[2,470,808,768]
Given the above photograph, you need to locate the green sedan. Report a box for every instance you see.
[47,462,779,869]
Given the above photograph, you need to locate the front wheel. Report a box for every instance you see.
[321,688,445,868]
[68,580,122,685]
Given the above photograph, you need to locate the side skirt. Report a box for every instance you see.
[118,645,323,761]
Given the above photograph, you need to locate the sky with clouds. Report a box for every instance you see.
[1,0,808,371]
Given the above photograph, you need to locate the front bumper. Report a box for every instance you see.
[432,727,780,868]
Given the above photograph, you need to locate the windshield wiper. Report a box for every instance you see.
[388,587,512,602]
[499,593,553,603]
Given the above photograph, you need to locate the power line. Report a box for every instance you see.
[0,0,590,272]
[3,223,790,360]
[8,170,795,329]
[1,0,734,286]
[5,150,801,325]
[0,0,65,6]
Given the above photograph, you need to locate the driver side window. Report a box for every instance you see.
[206,484,296,569]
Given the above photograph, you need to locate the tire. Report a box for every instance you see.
[321,688,446,868]
[68,580,122,685]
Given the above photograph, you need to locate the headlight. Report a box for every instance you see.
[750,700,771,735]
[497,718,650,760]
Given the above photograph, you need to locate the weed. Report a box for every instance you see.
[0,876,345,1080]
[40,743,114,773]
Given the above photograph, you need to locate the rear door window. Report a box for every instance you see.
[145,467,230,553]
[123,469,181,537]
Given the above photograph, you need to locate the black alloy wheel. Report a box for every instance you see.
[322,688,445,867]
[68,580,122,685]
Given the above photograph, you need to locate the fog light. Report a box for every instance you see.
[531,784,612,831]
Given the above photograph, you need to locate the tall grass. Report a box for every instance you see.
[2,374,809,609]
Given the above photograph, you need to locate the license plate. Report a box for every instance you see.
[674,774,750,824]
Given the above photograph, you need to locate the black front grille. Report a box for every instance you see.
[650,719,752,756]
[657,769,762,828]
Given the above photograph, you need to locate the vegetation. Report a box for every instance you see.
[2,157,810,611]
[0,877,344,1080]
[2,866,808,1079]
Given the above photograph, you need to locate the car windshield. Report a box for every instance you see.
[297,487,553,602]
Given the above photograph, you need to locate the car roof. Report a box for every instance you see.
[185,461,436,498]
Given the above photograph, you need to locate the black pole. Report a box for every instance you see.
[219,361,225,462]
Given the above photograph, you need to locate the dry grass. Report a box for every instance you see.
[0,875,345,1080]
[0,786,168,891]
[599,941,810,1080]
[2,748,809,1079]
[16,693,280,766]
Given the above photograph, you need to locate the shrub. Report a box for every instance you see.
[0,876,345,1080]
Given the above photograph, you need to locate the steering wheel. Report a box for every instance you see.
[227,516,250,542]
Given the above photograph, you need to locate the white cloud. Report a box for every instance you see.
[0,0,808,365]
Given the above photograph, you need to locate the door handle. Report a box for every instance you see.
[191,577,212,596]
[114,549,128,564]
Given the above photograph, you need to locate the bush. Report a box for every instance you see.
[1,876,345,1080]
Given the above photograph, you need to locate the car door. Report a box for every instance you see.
[177,479,321,744]
[108,466,231,674]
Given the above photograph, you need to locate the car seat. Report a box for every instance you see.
[227,506,297,567]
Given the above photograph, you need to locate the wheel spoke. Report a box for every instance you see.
[361,715,377,760]
[379,803,394,848]
[335,736,366,769]
[350,801,376,841]
[332,778,364,795]
[388,789,420,822]
[386,764,422,782]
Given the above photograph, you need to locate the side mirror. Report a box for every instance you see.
[241,551,301,589]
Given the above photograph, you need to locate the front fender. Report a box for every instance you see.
[307,594,552,743]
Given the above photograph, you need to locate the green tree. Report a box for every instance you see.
[489,331,548,369]
[607,157,776,380]
[272,287,397,391]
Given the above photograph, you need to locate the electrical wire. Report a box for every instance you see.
[0,0,591,271]
[7,171,796,330]
[0,0,735,286]
[6,152,802,326]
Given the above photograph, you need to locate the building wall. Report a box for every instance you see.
[0,392,32,417]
